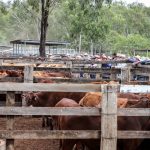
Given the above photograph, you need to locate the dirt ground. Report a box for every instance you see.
[0,117,59,150]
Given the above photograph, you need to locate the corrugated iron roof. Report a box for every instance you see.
[10,40,70,46]
[134,49,150,52]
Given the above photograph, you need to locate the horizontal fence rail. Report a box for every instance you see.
[0,107,150,116]
[0,130,100,140]
[1,77,150,84]
[0,83,101,92]
[0,83,149,93]
[0,77,118,83]
[0,64,150,84]
[118,131,150,139]
[0,57,149,150]
[120,84,150,93]
[0,130,149,140]
[0,82,149,150]
[0,57,130,64]
[0,65,149,72]
[0,107,100,116]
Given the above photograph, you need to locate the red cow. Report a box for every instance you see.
[56,97,150,150]
[23,91,86,128]
[55,98,100,150]
[118,93,141,100]
[24,92,86,107]
[6,70,23,77]
[118,97,150,150]
[79,92,128,108]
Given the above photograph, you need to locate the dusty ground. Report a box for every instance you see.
[0,117,59,150]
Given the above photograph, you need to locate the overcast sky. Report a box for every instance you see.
[114,0,150,6]
[1,0,150,7]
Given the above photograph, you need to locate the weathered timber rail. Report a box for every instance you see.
[0,57,129,64]
[0,83,149,150]
[0,64,150,83]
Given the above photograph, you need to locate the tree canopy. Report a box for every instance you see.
[0,0,150,54]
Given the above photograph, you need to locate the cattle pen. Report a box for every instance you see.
[0,63,150,83]
[0,58,149,150]
[0,83,149,150]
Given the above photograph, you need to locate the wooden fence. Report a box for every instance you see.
[0,57,132,67]
[0,58,149,150]
[0,83,149,150]
[0,64,150,83]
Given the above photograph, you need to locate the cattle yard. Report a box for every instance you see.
[0,57,150,83]
[0,58,149,150]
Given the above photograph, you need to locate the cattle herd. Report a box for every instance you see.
[47,53,137,62]
[0,55,150,150]
[21,81,150,150]
[0,69,71,78]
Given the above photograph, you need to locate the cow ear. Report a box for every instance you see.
[148,98,150,108]
[140,97,150,104]
[34,95,39,102]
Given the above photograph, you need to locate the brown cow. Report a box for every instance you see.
[118,93,141,100]
[126,99,140,107]
[0,70,24,77]
[79,92,128,108]
[118,93,142,107]
[55,98,100,150]
[23,79,85,107]
[34,71,71,78]
[142,93,150,100]
[24,92,86,107]
[56,97,150,150]
[137,117,150,150]
[0,69,71,78]
[118,97,150,150]
[7,70,23,77]
[90,81,119,85]
[79,92,102,107]
[23,91,86,128]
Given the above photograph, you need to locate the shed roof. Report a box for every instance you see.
[134,49,150,52]
[10,40,70,46]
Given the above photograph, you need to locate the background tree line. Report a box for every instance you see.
[0,0,150,55]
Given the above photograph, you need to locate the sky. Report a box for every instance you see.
[1,0,150,7]
[114,0,150,6]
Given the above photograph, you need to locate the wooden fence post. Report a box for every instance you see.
[121,67,131,83]
[111,73,116,81]
[101,84,118,150]
[24,65,33,83]
[66,61,73,79]
[66,61,72,68]
[0,59,3,65]
[0,139,5,150]
[6,92,15,150]
[22,65,33,106]
[96,73,100,79]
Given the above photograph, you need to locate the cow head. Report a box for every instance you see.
[22,92,39,106]
[140,96,150,108]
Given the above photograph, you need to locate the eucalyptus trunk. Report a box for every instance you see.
[39,0,50,57]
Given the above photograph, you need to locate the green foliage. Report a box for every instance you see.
[0,0,150,55]
[93,2,150,54]
[0,1,9,14]
[106,31,150,54]
[27,0,40,12]
[62,0,110,42]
